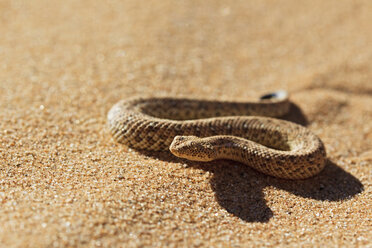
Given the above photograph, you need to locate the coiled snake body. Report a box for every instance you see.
[108,91,326,179]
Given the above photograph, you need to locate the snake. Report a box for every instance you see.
[107,91,327,179]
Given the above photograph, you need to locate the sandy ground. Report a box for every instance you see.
[0,0,371,247]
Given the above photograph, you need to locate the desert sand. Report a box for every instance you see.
[0,0,371,247]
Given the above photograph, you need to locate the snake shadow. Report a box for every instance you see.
[204,159,363,222]
[280,102,308,126]
[141,151,363,223]
[137,102,363,222]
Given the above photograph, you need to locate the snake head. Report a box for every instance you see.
[169,136,216,162]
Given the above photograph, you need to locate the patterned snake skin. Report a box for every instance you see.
[107,91,326,179]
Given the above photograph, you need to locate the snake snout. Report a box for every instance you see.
[169,136,190,154]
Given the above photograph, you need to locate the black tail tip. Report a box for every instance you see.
[260,90,288,100]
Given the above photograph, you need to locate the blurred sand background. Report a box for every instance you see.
[0,0,371,247]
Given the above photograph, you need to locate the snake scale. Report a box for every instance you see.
[107,91,326,179]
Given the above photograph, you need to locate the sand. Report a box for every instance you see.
[0,0,371,247]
